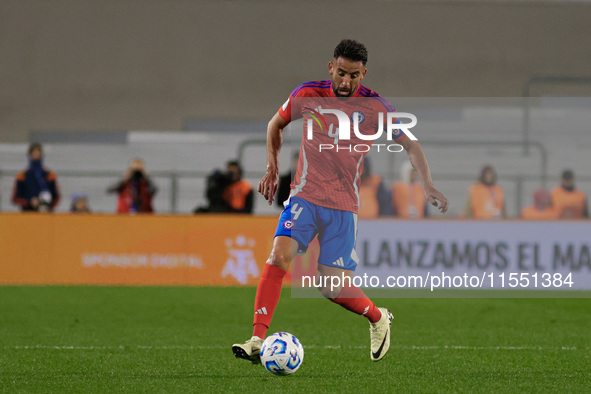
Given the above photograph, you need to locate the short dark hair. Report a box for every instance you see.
[28,142,43,156]
[479,164,496,184]
[562,169,574,180]
[334,39,368,66]
[226,160,243,178]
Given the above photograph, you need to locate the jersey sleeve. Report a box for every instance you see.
[278,95,293,122]
[278,85,307,122]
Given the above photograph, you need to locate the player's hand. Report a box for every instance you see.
[258,168,279,205]
[425,186,449,214]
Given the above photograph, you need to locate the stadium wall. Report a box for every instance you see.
[1,214,589,290]
[0,213,280,286]
[1,0,591,142]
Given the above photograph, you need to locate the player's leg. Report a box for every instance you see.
[251,197,316,339]
[233,197,316,364]
[315,208,393,361]
[232,236,297,364]
[252,235,298,338]
[317,263,381,321]
[317,263,392,361]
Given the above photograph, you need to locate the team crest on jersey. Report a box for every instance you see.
[282,219,295,229]
[351,111,365,125]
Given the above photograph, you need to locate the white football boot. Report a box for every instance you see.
[232,336,264,364]
[369,307,393,361]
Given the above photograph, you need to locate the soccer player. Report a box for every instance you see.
[232,39,449,363]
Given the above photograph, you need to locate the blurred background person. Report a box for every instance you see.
[463,165,505,219]
[107,158,157,213]
[70,191,91,213]
[195,160,253,214]
[222,160,253,214]
[521,188,558,220]
[392,160,427,219]
[11,142,60,212]
[358,157,391,219]
[550,169,588,219]
[276,152,299,209]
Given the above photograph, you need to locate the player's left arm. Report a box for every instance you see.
[398,137,449,213]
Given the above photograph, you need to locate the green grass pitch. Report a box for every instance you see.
[0,286,589,392]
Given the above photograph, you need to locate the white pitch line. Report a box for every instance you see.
[3,345,589,351]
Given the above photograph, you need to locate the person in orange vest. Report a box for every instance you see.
[521,188,558,220]
[550,169,588,219]
[358,157,391,219]
[222,160,254,214]
[195,160,254,213]
[392,160,427,219]
[464,165,505,219]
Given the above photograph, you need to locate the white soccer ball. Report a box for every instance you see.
[260,332,304,375]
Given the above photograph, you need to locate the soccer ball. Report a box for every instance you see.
[259,332,304,375]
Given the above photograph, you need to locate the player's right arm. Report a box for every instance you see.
[259,111,290,205]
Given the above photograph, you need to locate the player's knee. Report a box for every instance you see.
[317,280,342,300]
[266,250,291,271]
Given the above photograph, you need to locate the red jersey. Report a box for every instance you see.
[278,80,406,213]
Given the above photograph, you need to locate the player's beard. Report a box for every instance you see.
[334,85,353,97]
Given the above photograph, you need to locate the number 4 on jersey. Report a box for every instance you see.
[328,124,339,144]
[291,203,303,220]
